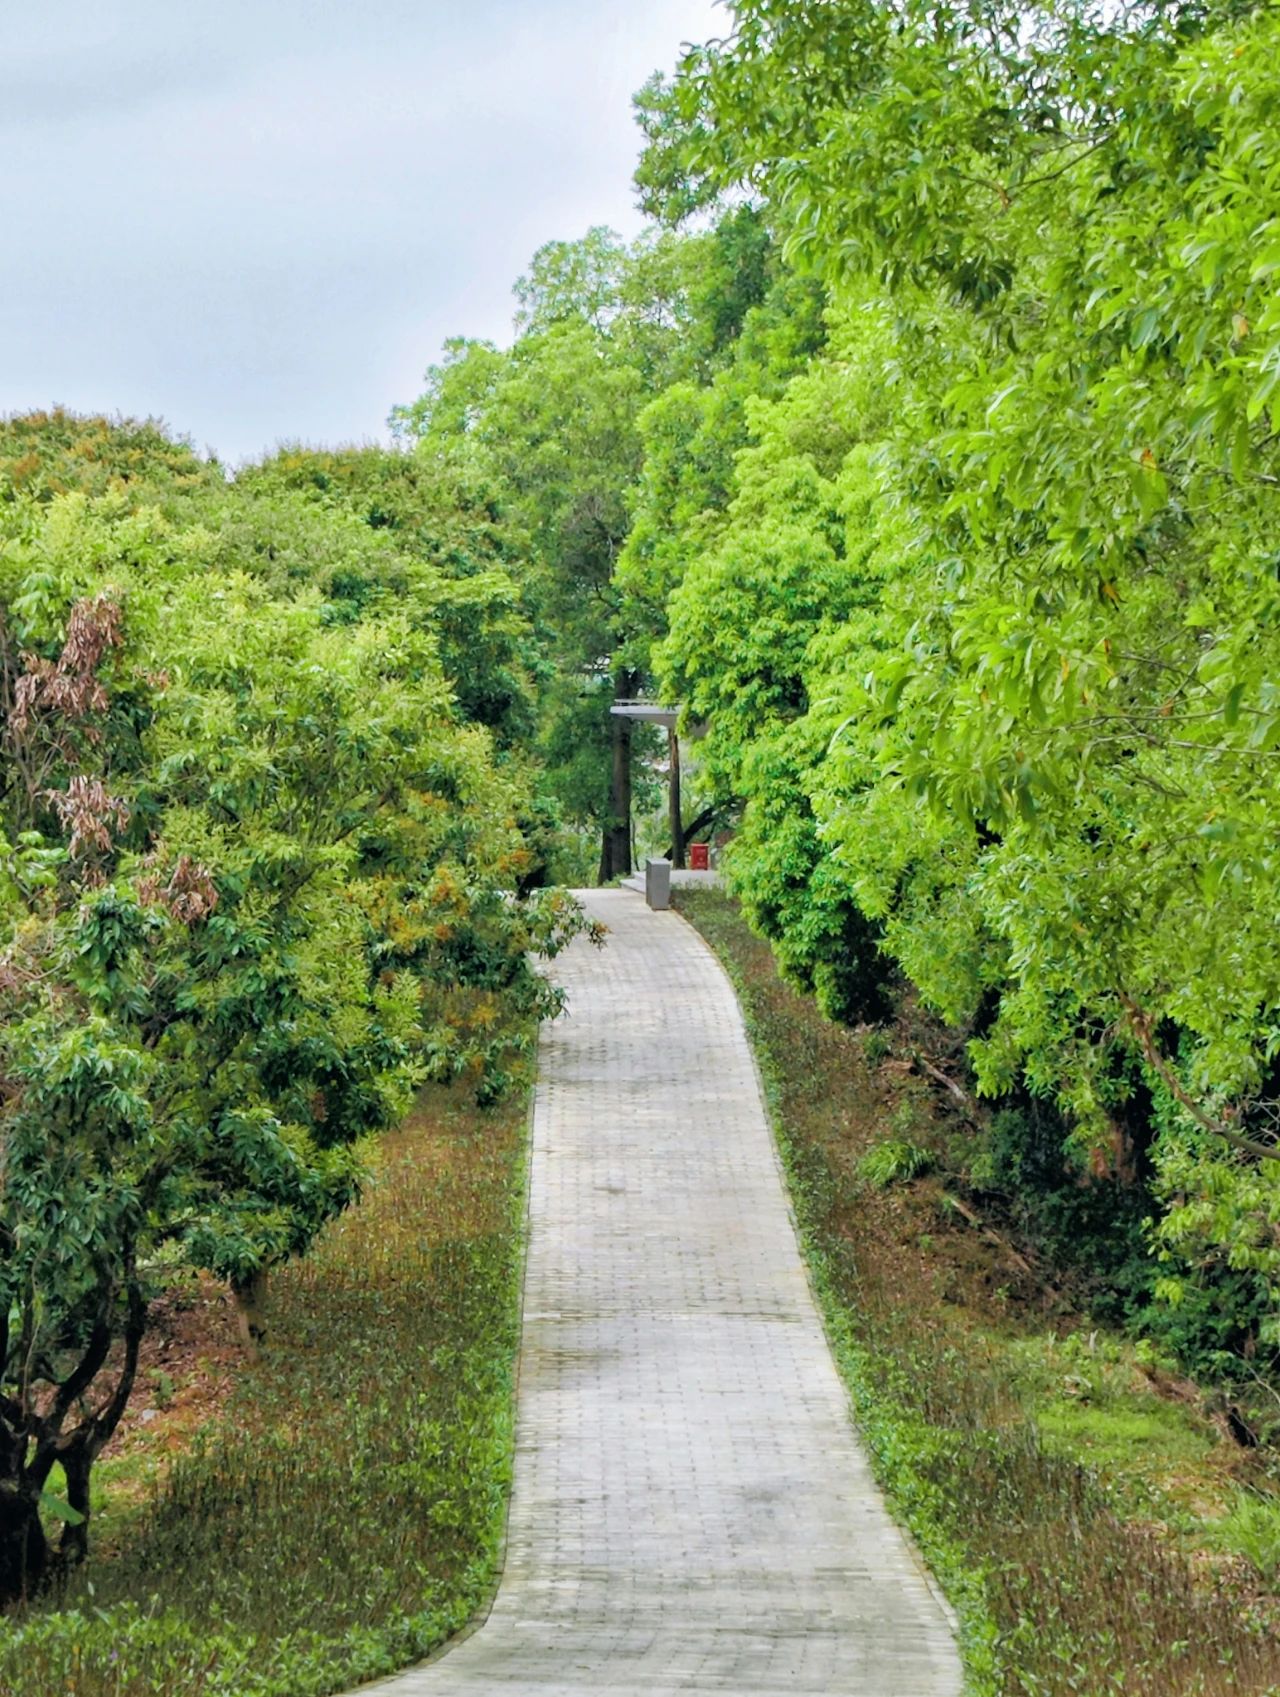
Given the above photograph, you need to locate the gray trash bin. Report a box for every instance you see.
[645,857,672,911]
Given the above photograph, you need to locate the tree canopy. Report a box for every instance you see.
[378,0,1280,1378]
[635,0,1280,1364]
[0,413,589,1596]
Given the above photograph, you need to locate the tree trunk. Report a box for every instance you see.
[668,730,684,870]
[56,1442,92,1571]
[0,1484,48,1605]
[0,1271,147,1598]
[607,714,632,879]
[231,1268,269,1359]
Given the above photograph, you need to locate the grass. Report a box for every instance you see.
[0,1076,529,1696]
[674,886,1280,1697]
[1214,1493,1280,1583]
[858,1136,934,1188]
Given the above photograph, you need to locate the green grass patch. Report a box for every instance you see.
[0,1078,529,1696]
[1004,1332,1222,1511]
[1213,1492,1280,1583]
[858,1136,934,1188]
[1037,1399,1205,1469]
[675,886,1280,1697]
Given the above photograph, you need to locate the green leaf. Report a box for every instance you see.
[38,1490,85,1527]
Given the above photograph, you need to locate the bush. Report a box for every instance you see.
[1213,1491,1280,1584]
[858,1138,933,1188]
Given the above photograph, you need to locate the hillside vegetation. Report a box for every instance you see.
[678,885,1280,1695]
[3,0,1280,1685]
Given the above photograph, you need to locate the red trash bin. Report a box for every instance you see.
[690,842,710,871]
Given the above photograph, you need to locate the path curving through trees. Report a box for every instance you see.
[360,889,963,1696]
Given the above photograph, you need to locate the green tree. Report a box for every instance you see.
[395,218,828,878]
[0,420,588,1596]
[394,237,666,878]
[656,315,902,1019]
[647,0,1280,1361]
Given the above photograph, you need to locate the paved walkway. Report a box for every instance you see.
[363,890,963,1696]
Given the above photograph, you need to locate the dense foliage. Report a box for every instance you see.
[380,0,1280,1386]
[612,0,1280,1383]
[392,216,822,877]
[0,414,586,1597]
[6,0,1280,1661]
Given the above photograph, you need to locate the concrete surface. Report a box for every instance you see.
[358,889,963,1696]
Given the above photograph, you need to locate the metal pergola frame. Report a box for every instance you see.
[609,699,686,868]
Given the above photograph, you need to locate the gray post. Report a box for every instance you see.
[645,857,671,911]
[668,729,685,870]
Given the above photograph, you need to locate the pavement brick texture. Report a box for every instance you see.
[358,889,963,1696]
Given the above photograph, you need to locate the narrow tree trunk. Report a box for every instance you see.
[668,730,684,870]
[0,1485,48,1605]
[56,1443,92,1571]
[231,1269,269,1359]
[608,712,632,877]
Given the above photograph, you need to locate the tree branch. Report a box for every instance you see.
[1120,992,1280,1162]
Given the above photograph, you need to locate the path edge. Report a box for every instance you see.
[666,894,965,1647]
[351,1074,540,1692]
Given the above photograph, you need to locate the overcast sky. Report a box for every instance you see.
[1,1,723,466]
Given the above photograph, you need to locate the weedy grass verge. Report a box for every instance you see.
[0,1077,528,1696]
[676,886,1280,1697]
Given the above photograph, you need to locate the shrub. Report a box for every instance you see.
[858,1138,933,1188]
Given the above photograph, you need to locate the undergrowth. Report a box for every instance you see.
[0,1079,528,1696]
[676,886,1280,1697]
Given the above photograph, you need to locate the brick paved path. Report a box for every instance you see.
[362,890,963,1696]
